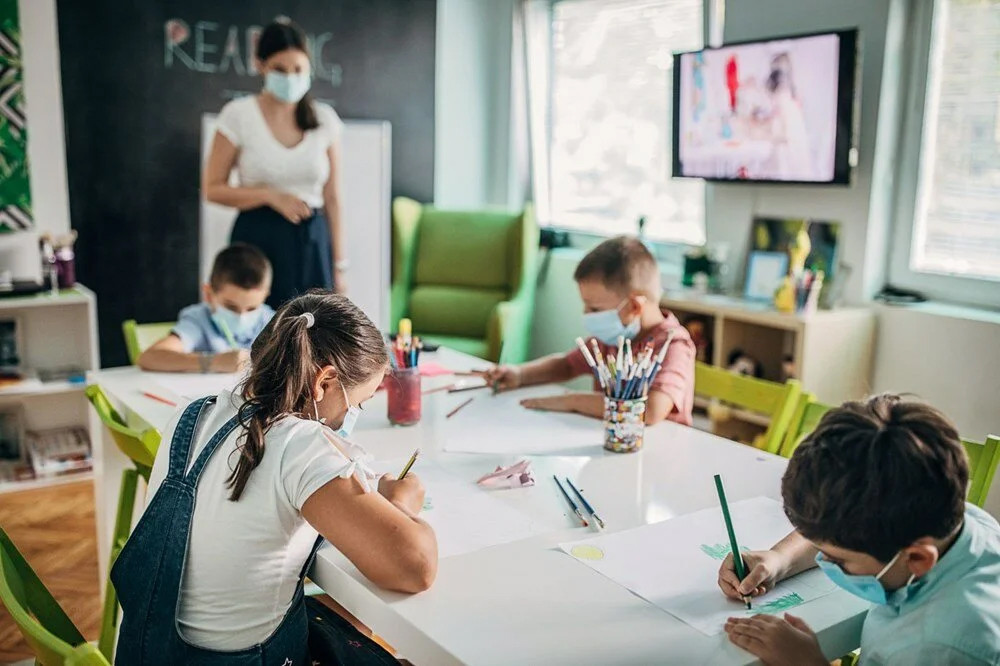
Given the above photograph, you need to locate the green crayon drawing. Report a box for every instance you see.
[700,543,749,560]
[422,497,434,512]
[748,592,804,615]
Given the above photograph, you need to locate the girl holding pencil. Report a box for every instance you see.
[112,293,437,664]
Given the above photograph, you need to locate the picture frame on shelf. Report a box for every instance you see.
[744,251,789,301]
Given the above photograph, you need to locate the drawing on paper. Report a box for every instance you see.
[748,592,804,615]
[700,543,749,560]
[570,545,605,561]
[422,497,434,512]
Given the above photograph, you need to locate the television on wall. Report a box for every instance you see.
[672,29,859,184]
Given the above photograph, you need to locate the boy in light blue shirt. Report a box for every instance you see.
[138,244,275,373]
[718,394,1000,665]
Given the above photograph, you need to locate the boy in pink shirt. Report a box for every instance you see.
[484,236,695,426]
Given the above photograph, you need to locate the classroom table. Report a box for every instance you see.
[88,348,867,665]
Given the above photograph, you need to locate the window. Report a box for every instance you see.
[548,0,705,244]
[890,0,1000,307]
[911,0,1000,281]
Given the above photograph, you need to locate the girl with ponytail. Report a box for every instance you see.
[112,292,435,663]
[204,17,348,308]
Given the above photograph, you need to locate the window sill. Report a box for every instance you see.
[875,300,1000,327]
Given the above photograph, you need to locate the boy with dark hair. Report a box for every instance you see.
[483,235,695,425]
[718,394,1000,665]
[138,243,275,373]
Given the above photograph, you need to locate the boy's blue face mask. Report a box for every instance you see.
[582,299,640,345]
[815,551,913,605]
[211,306,265,343]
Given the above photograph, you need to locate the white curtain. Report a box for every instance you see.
[511,0,552,223]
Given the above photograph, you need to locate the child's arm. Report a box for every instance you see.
[302,474,437,594]
[481,353,577,391]
[137,335,247,373]
[644,331,696,425]
[717,530,818,600]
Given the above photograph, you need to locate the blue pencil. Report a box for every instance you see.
[564,477,605,529]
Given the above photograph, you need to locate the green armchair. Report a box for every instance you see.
[391,197,538,363]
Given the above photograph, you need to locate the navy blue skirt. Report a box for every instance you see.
[230,206,333,309]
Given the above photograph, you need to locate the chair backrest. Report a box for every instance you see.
[779,392,834,458]
[393,198,531,338]
[85,384,160,479]
[122,319,176,365]
[963,435,1000,508]
[0,527,110,665]
[694,362,801,454]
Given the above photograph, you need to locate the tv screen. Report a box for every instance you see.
[672,30,858,184]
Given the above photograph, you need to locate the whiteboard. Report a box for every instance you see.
[199,115,392,331]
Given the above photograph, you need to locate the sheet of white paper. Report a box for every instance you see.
[437,386,604,456]
[146,372,242,401]
[371,458,551,558]
[559,497,836,635]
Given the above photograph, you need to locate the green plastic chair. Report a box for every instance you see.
[695,362,801,455]
[122,319,176,365]
[963,435,1000,508]
[390,197,538,363]
[779,392,833,458]
[85,384,161,662]
[0,527,110,665]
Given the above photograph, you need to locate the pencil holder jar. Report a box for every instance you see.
[603,396,647,453]
[387,367,421,426]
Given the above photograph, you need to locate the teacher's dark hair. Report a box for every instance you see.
[229,292,388,501]
[257,18,319,132]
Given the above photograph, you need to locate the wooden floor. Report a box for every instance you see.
[0,480,101,663]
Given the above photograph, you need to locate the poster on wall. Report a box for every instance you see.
[0,0,32,232]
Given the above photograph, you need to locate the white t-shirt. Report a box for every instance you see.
[145,390,376,651]
[215,95,343,208]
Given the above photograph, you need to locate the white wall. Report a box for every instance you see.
[873,304,1000,515]
[17,0,70,236]
[434,0,516,209]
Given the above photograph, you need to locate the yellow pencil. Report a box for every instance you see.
[398,448,420,480]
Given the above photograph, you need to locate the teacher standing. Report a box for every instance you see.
[203,18,347,308]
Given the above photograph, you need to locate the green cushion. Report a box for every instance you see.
[409,285,506,338]
[414,210,520,289]
[419,334,490,361]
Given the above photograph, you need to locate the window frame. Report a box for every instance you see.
[541,0,709,247]
[887,0,1000,309]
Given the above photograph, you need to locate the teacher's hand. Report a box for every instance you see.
[268,190,311,224]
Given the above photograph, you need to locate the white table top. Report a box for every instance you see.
[90,349,866,665]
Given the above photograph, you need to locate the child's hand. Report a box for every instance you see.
[520,394,575,413]
[378,474,426,515]
[724,614,826,666]
[268,190,312,224]
[718,549,787,600]
[479,365,522,391]
[211,349,250,373]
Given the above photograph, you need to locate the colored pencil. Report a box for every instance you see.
[564,477,605,529]
[398,448,420,480]
[447,383,491,394]
[715,474,752,609]
[446,397,475,419]
[142,391,177,407]
[553,475,588,527]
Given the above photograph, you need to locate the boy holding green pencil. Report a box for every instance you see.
[717,395,1000,665]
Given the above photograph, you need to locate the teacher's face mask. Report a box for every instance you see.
[265,71,311,104]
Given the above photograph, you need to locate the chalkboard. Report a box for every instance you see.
[56,0,436,366]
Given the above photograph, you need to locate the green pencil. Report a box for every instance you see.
[714,474,752,610]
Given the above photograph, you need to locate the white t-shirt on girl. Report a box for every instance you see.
[145,390,376,651]
[215,95,343,208]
